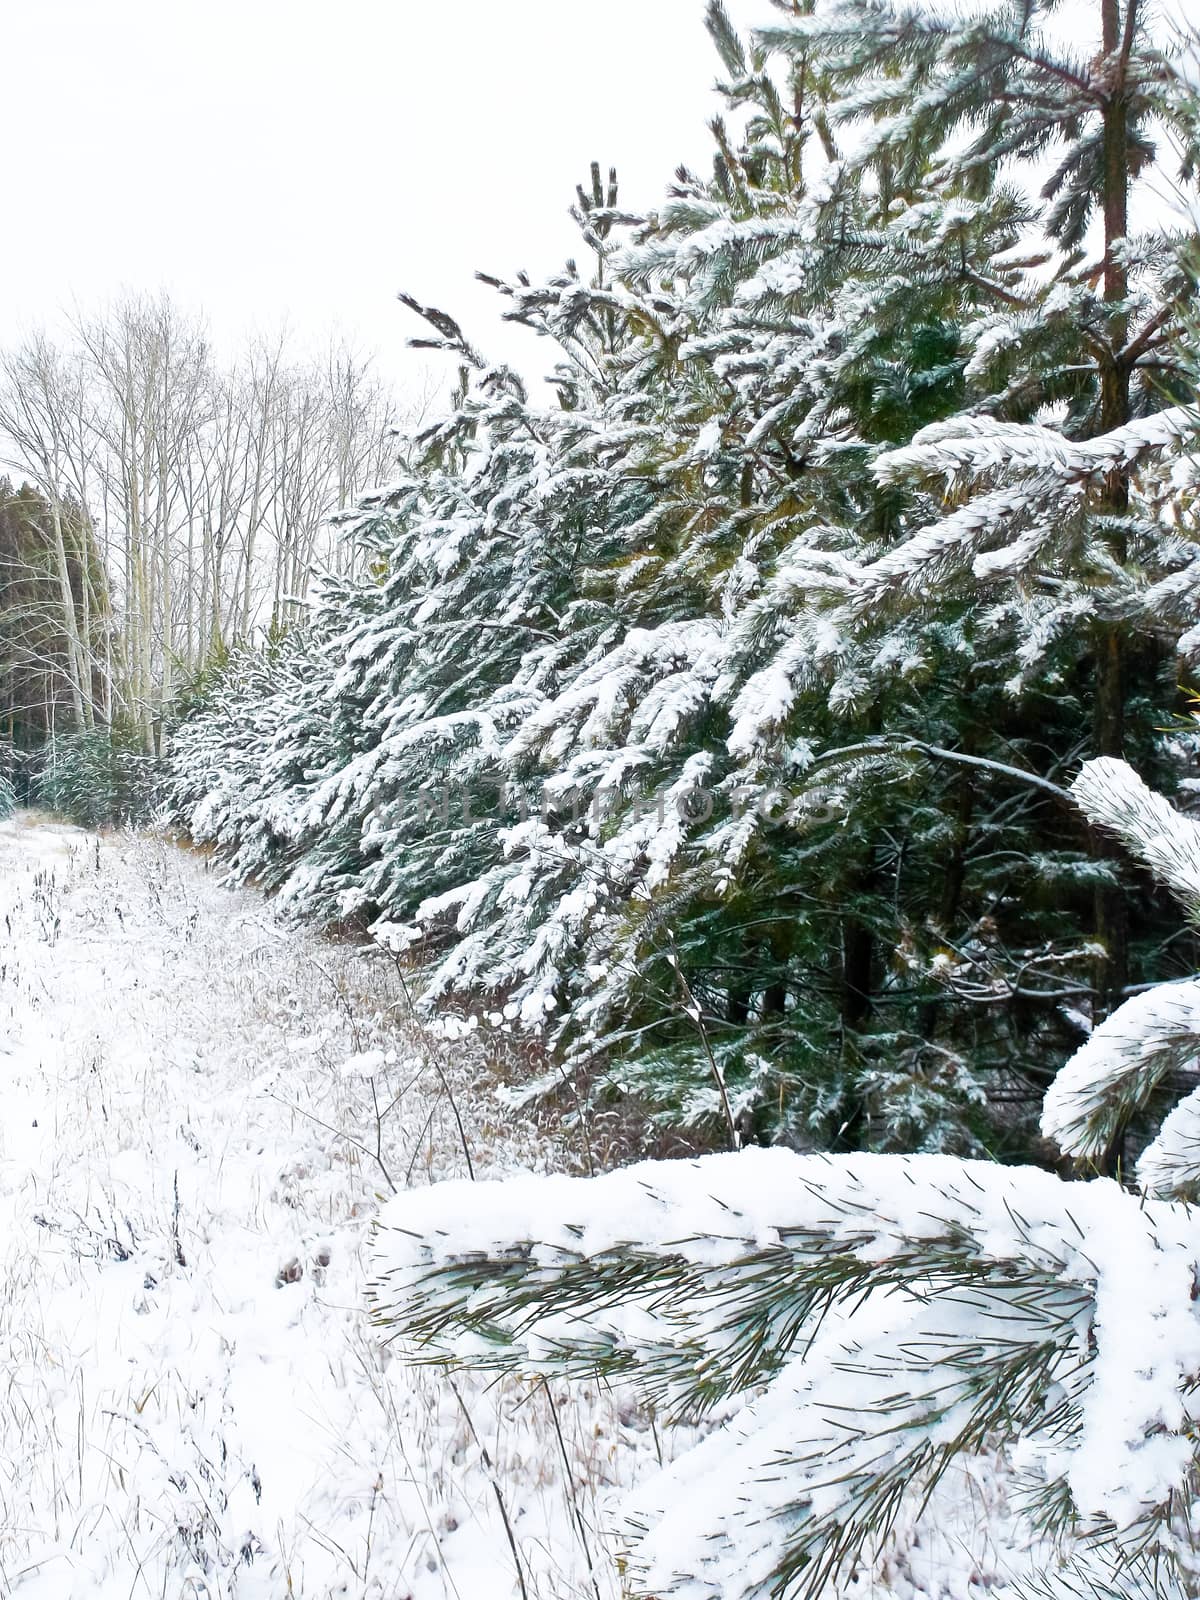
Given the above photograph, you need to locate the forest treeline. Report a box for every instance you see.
[0,301,396,763]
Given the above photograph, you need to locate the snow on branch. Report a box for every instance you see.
[370,1148,1200,1597]
[1071,756,1200,920]
[850,478,1052,604]
[627,1285,1080,1600]
[1138,1085,1200,1200]
[1040,760,1200,1181]
[1040,977,1200,1164]
[852,409,1197,608]
[874,405,1198,490]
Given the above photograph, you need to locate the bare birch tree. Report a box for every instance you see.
[0,294,397,752]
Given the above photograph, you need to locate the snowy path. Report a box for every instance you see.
[0,819,646,1599]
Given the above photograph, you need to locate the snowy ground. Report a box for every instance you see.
[0,817,656,1599]
[0,817,1038,1600]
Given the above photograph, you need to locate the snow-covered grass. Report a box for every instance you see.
[0,816,660,1598]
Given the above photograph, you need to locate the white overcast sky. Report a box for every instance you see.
[2,0,1190,406]
[0,0,767,399]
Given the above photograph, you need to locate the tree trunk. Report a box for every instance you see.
[1093,0,1138,1173]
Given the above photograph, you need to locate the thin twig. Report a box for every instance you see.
[540,1378,602,1600]
[386,950,476,1181]
[447,1377,529,1600]
[269,1092,398,1193]
[816,737,1074,804]
[666,942,740,1151]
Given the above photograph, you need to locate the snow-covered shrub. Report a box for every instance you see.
[370,761,1200,1599]
[0,750,16,818]
[34,731,160,827]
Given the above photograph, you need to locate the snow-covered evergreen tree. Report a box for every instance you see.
[350,3,1079,1153]
[758,0,1200,1039]
[370,757,1200,1600]
[168,630,334,890]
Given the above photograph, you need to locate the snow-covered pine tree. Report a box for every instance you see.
[370,757,1200,1600]
[712,0,1200,1150]
[167,630,333,890]
[369,2,1055,1155]
[172,190,663,942]
[468,0,1200,1154]
[762,0,1197,921]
